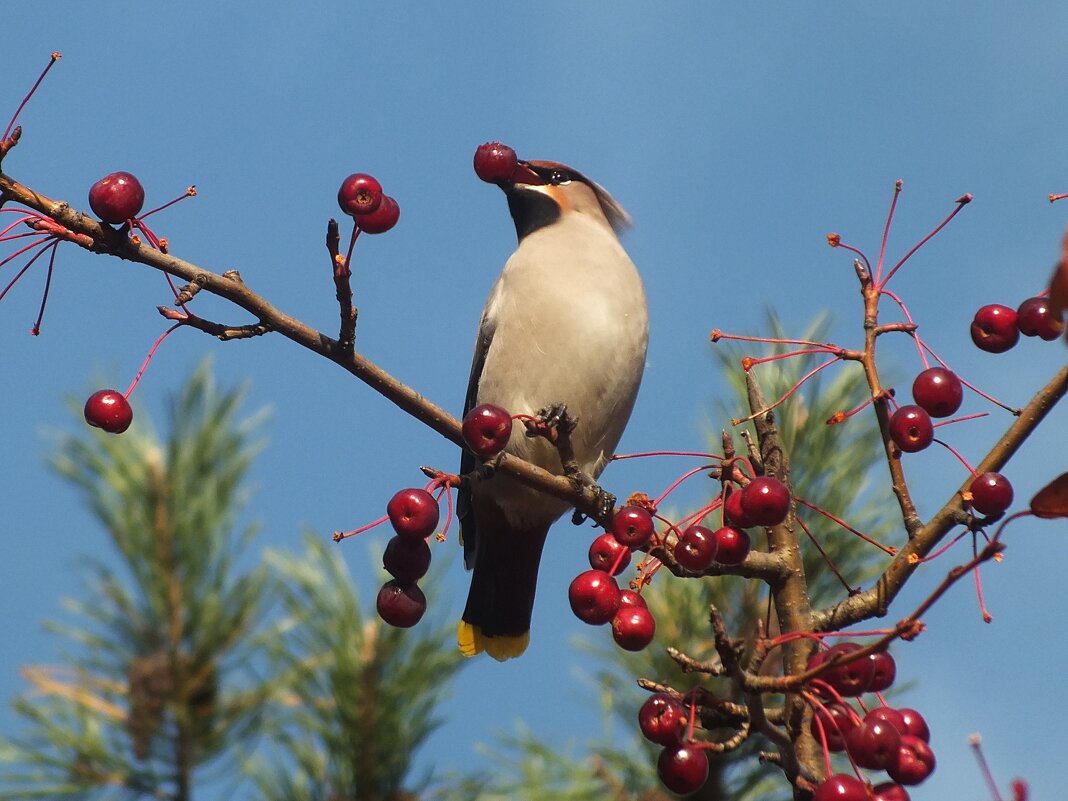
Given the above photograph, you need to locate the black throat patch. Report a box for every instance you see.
[506,187,561,241]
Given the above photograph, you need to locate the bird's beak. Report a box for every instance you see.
[506,161,547,187]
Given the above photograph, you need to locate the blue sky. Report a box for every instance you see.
[3,3,1068,798]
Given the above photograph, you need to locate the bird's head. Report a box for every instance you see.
[472,144,631,241]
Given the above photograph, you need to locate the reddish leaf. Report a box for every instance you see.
[1046,228,1068,339]
[1030,472,1068,518]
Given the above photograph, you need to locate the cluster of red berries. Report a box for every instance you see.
[376,488,438,628]
[970,297,1061,352]
[571,505,656,649]
[638,693,709,794]
[808,644,934,800]
[337,173,400,234]
[887,366,1014,516]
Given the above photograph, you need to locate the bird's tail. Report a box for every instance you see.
[459,511,549,661]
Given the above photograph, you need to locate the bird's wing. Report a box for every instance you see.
[458,309,496,569]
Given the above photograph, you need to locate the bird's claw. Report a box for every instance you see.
[524,403,576,442]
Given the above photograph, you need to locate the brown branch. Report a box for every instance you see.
[0,170,622,525]
[812,359,1068,632]
[326,218,357,355]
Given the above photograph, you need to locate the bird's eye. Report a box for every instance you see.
[549,169,571,186]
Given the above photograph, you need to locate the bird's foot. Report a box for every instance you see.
[522,403,577,444]
[570,475,615,526]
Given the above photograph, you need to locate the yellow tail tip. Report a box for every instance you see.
[457,620,529,661]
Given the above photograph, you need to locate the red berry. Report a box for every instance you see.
[354,194,400,234]
[638,693,686,746]
[810,702,858,752]
[386,488,439,541]
[1016,296,1061,340]
[812,774,869,801]
[865,706,908,737]
[88,171,145,223]
[713,526,751,565]
[911,367,963,418]
[611,505,655,548]
[611,605,656,651]
[673,525,718,572]
[808,642,875,697]
[872,783,911,801]
[968,472,1014,516]
[462,403,513,458]
[588,532,631,576]
[83,389,133,434]
[971,304,1020,353]
[375,579,426,628]
[897,708,930,742]
[723,488,755,528]
[473,141,519,183]
[887,734,936,785]
[337,172,383,216]
[618,589,648,609]
[868,650,897,692]
[568,570,621,625]
[889,405,934,453]
[741,477,790,526]
[382,535,431,583]
[656,744,709,796]
[846,717,902,770]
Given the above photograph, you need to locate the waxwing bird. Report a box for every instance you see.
[457,156,649,660]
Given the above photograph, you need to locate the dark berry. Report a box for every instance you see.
[846,718,902,770]
[808,642,875,697]
[968,472,1014,516]
[386,488,439,541]
[568,570,621,625]
[638,693,686,745]
[88,171,145,223]
[589,532,631,576]
[382,535,431,583]
[338,172,383,216]
[473,142,519,183]
[1016,296,1061,340]
[889,405,934,453]
[911,367,963,418]
[868,650,897,692]
[656,745,709,796]
[872,783,911,801]
[611,605,656,651]
[887,735,936,785]
[812,774,869,801]
[618,589,648,609]
[723,488,755,528]
[865,706,908,737]
[674,525,718,572]
[971,304,1020,353]
[897,708,930,742]
[611,505,655,548]
[354,194,400,234]
[376,580,426,628]
[462,403,513,458]
[713,526,751,565]
[741,476,790,526]
[83,389,133,434]
[810,702,857,752]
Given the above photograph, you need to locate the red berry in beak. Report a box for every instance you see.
[473,141,519,183]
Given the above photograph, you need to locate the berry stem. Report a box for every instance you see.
[140,186,197,219]
[795,515,856,592]
[30,240,59,335]
[2,52,61,142]
[123,323,181,399]
[333,514,389,542]
[732,357,839,425]
[0,236,59,303]
[878,191,972,289]
[970,735,1007,801]
[873,179,903,287]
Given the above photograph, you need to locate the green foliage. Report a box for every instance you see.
[251,535,466,801]
[0,363,271,800]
